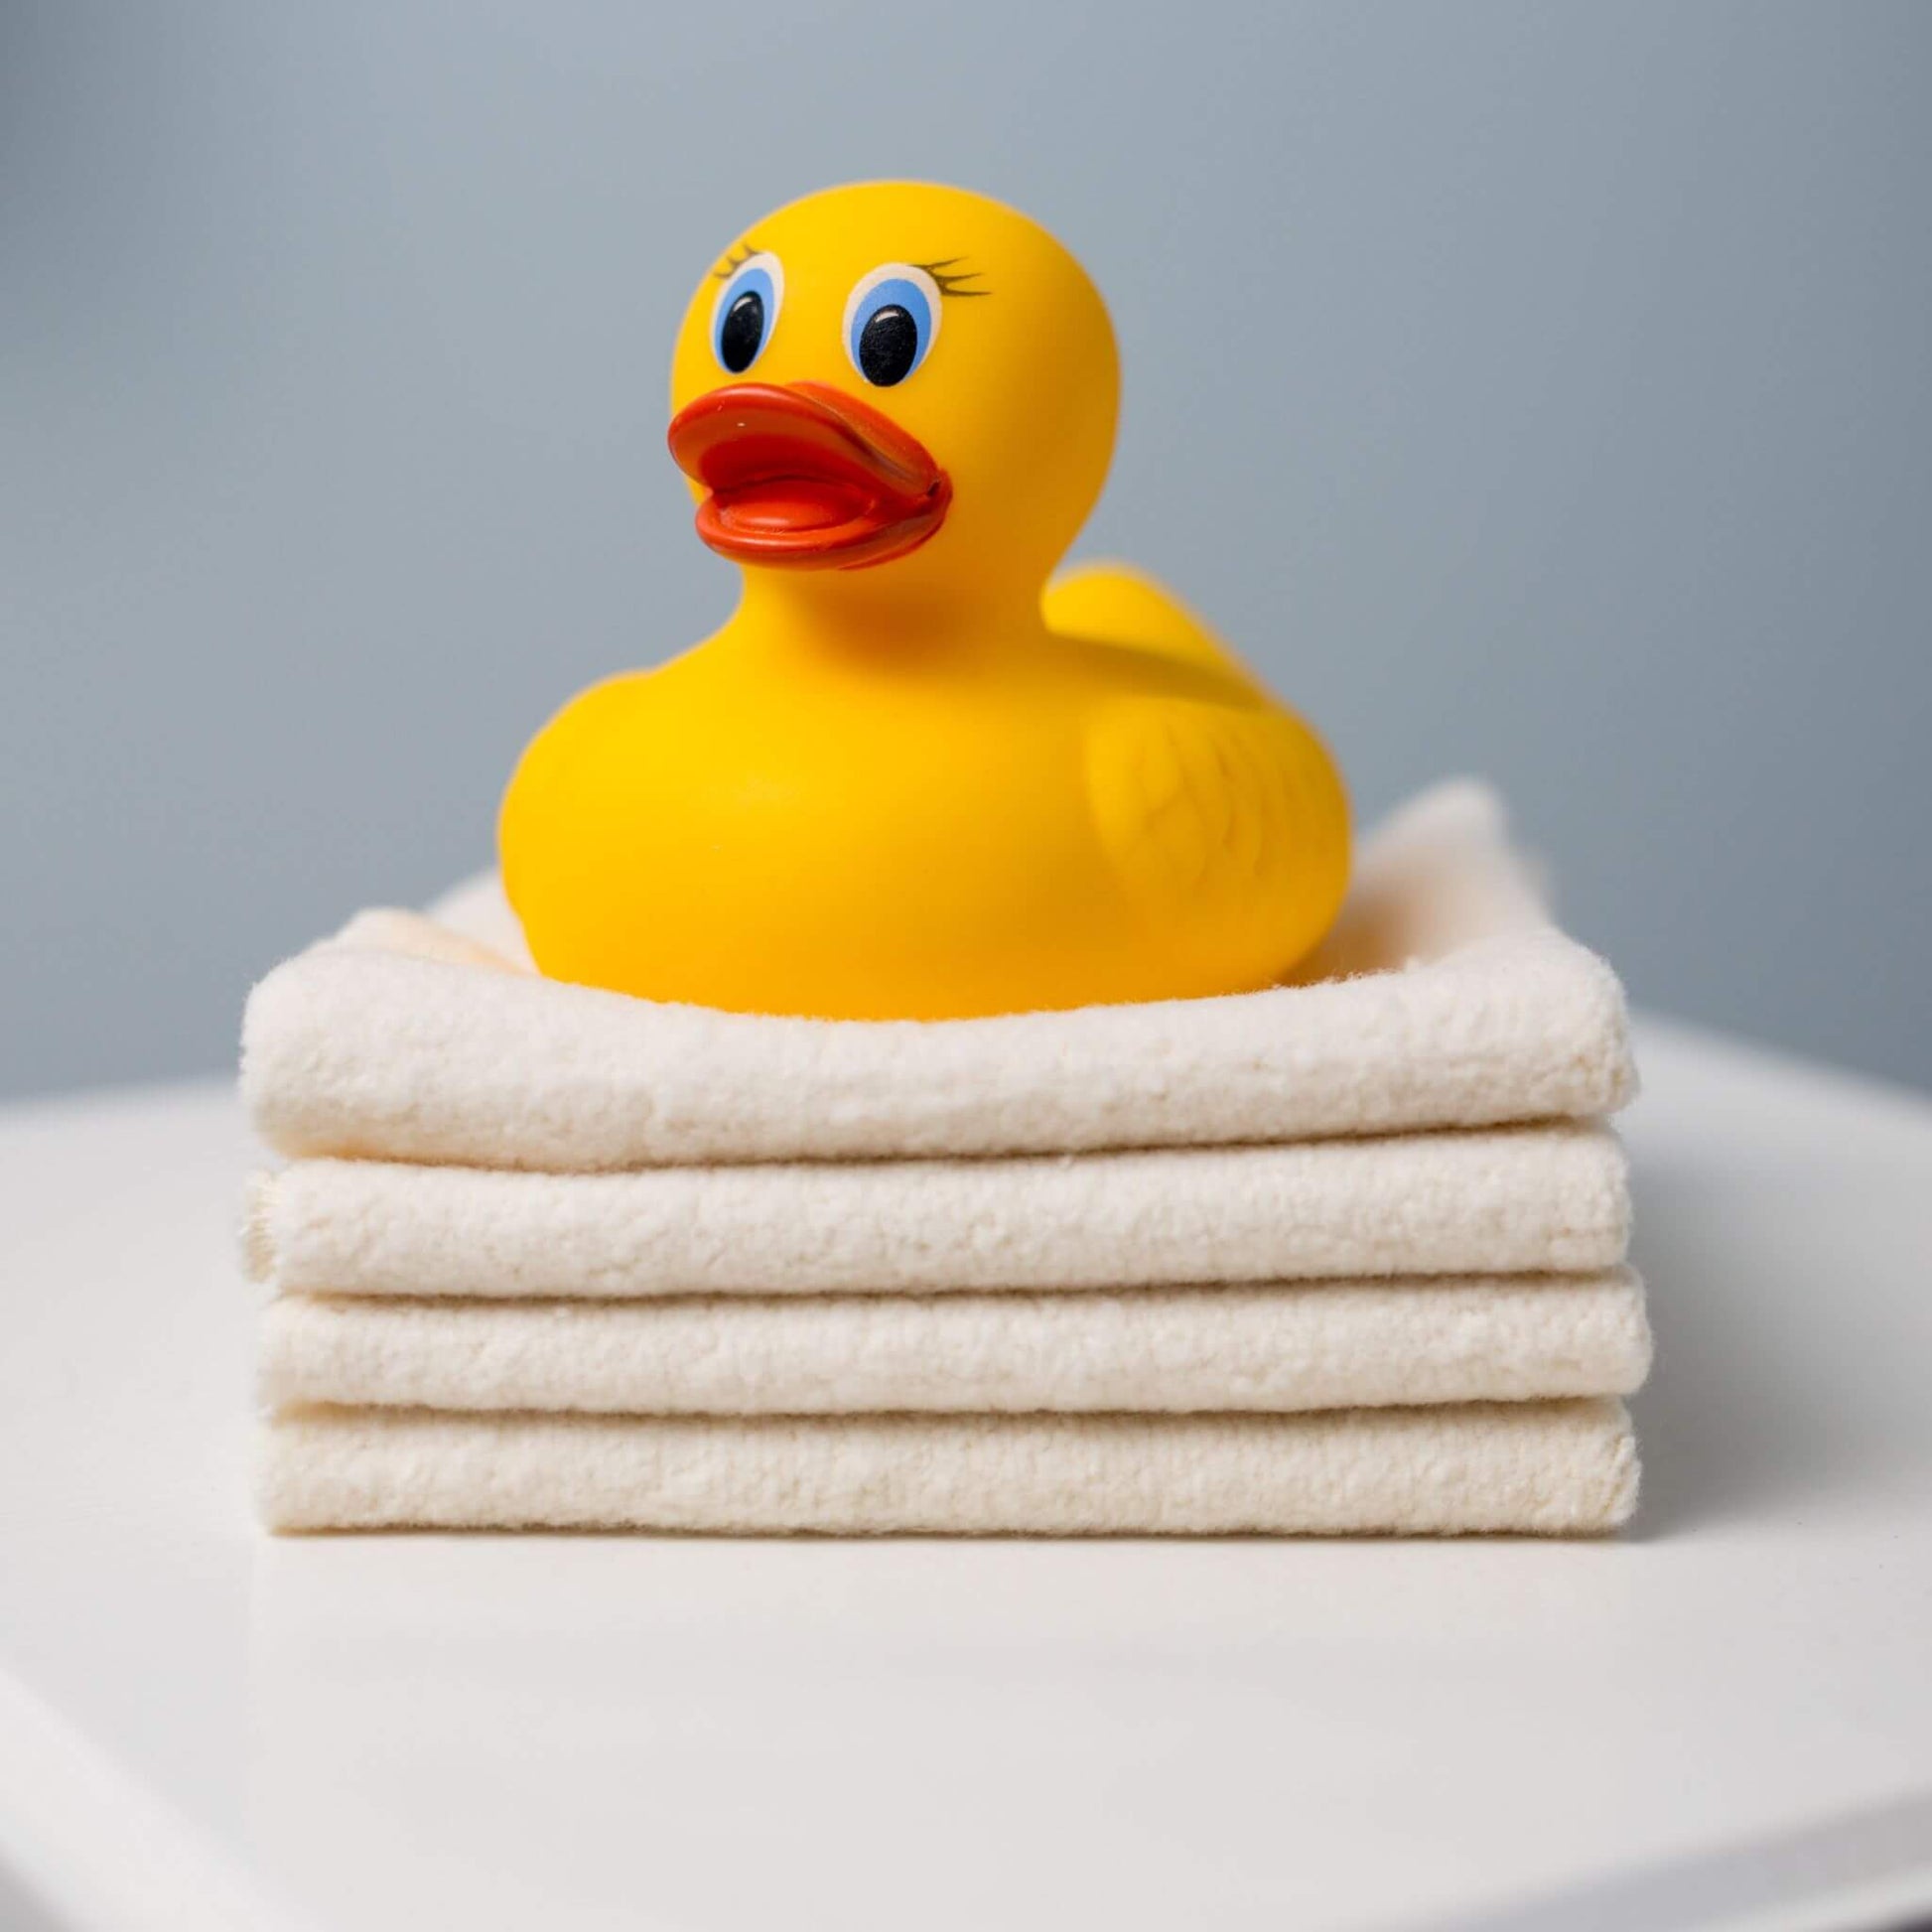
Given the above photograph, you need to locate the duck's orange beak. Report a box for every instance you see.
[667,381,951,571]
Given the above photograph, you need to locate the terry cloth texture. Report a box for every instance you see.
[257,1399,1639,1536]
[244,1123,1628,1300]
[240,782,1635,1171]
[259,1271,1652,1417]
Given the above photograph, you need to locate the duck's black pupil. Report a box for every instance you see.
[858,305,919,386]
[719,291,763,372]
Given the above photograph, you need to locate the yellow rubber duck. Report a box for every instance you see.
[500,182,1348,1019]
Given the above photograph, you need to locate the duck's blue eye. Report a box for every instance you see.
[711,252,782,374]
[843,264,942,387]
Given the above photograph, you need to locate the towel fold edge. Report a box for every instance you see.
[256,1269,1653,1419]
[255,1398,1640,1537]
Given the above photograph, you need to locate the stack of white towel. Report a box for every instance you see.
[241,781,1648,1535]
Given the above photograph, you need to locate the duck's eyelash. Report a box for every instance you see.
[711,242,761,282]
[712,247,985,293]
[916,258,991,298]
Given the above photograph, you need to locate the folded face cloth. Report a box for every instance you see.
[258,1399,1639,1535]
[241,782,1634,1172]
[260,1271,1651,1417]
[244,1123,1628,1300]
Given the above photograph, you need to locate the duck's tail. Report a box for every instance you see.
[1042,560,1262,692]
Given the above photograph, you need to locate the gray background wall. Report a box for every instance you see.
[2,1,1927,1101]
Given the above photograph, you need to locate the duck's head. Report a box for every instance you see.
[668,182,1118,610]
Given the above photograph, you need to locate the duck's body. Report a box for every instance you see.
[505,563,1345,1016]
[501,184,1348,1019]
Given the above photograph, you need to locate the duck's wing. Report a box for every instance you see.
[1085,695,1350,973]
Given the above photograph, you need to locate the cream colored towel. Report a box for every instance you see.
[258,1399,1638,1535]
[240,783,1634,1172]
[260,1270,1650,1416]
[245,1123,1627,1300]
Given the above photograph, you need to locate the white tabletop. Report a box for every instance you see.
[2,1019,1931,1932]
